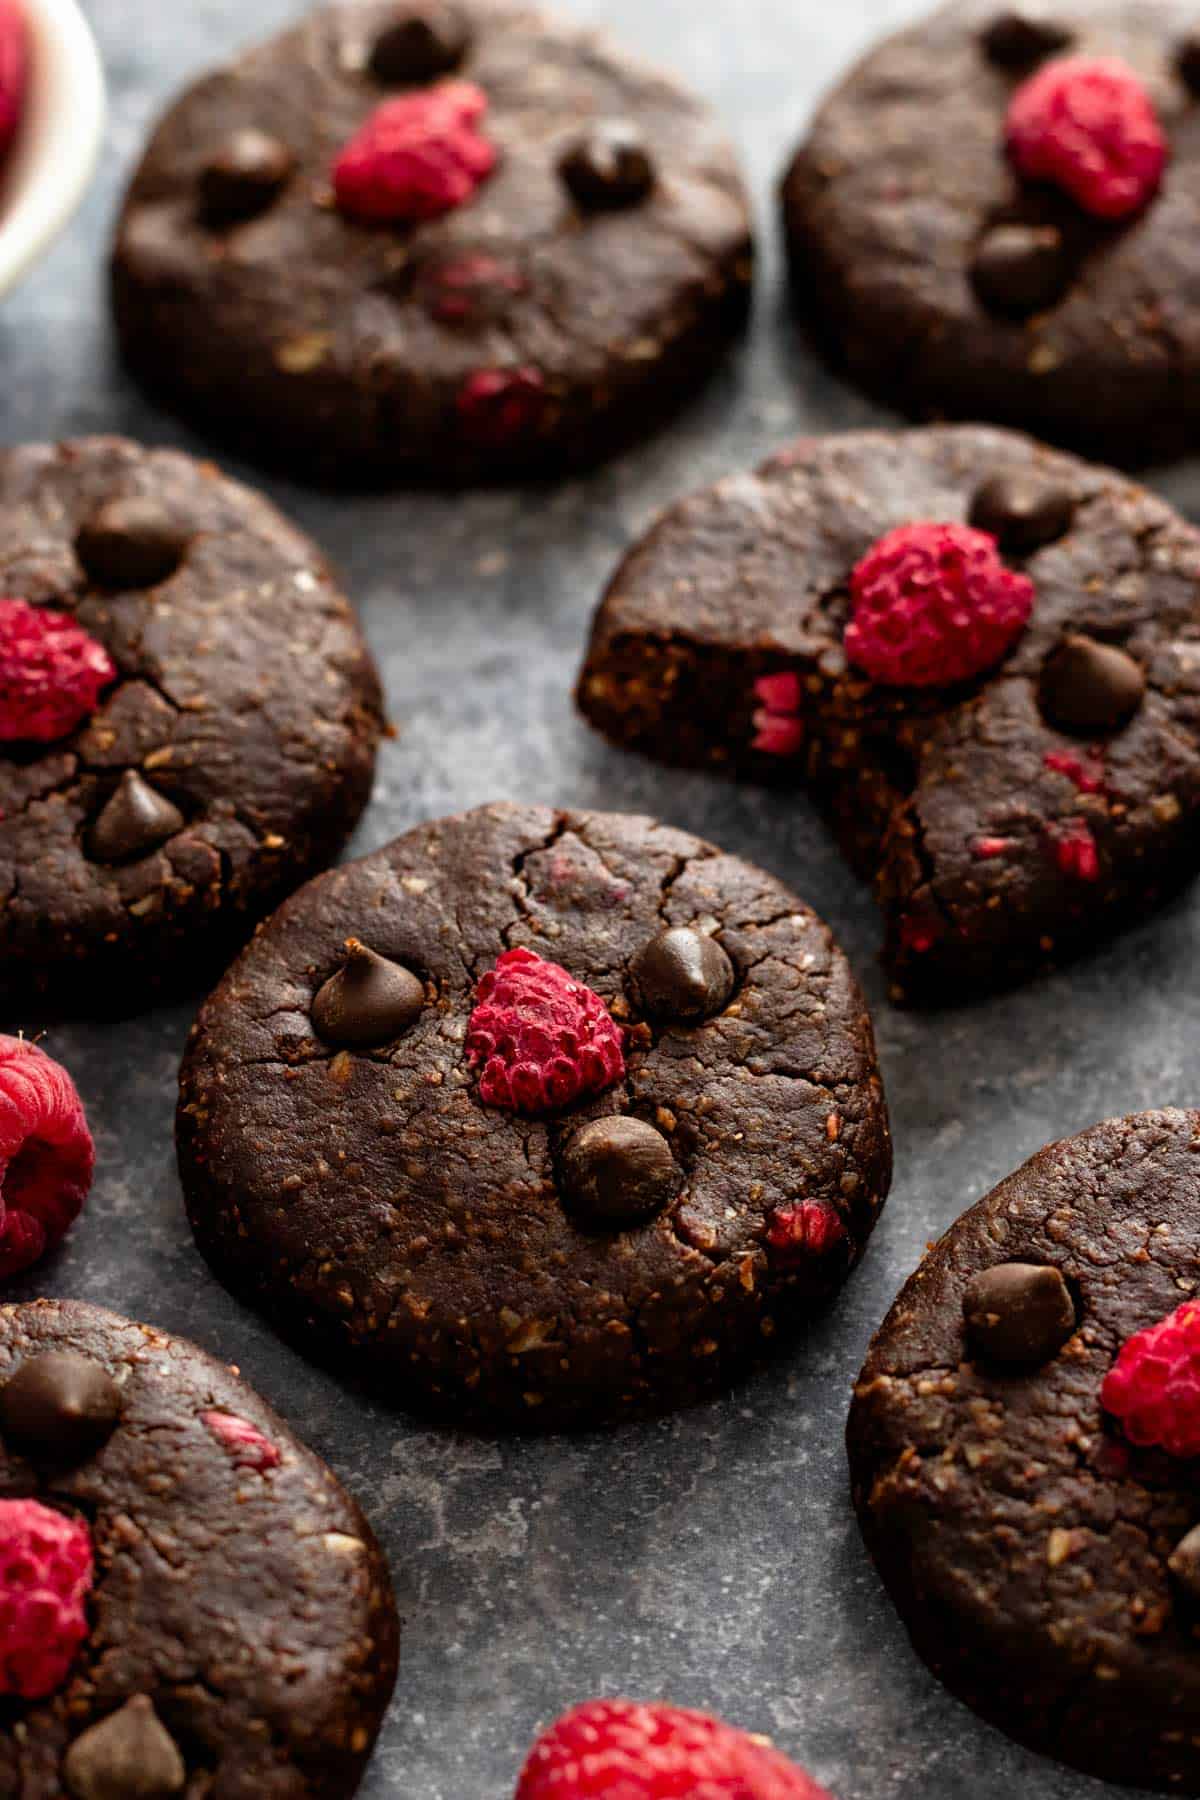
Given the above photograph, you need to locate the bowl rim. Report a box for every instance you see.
[0,0,105,296]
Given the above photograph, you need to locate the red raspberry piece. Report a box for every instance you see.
[845,523,1033,688]
[0,1037,94,1280]
[973,835,1016,859]
[1043,748,1105,794]
[752,672,805,756]
[202,1410,281,1473]
[456,366,546,447]
[0,599,115,743]
[422,253,526,326]
[765,1201,848,1263]
[1102,1301,1200,1458]
[0,0,27,157]
[1046,817,1100,881]
[333,80,496,223]
[898,914,941,955]
[0,1500,93,1700]
[1006,56,1167,220]
[466,947,625,1116]
[514,1698,831,1800]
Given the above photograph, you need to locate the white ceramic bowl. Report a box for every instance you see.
[0,0,104,297]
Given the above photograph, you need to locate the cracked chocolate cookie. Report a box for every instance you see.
[846,1108,1200,1792]
[110,0,753,487]
[577,424,1200,1003]
[0,437,384,1013]
[781,0,1200,468]
[176,802,892,1428]
[0,1297,398,1797]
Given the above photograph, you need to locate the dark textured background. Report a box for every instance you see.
[7,0,1199,1794]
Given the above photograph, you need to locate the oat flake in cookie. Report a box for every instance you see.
[781,0,1200,467]
[110,0,753,487]
[577,424,1200,1003]
[0,1298,398,1797]
[845,1109,1200,1792]
[0,437,383,1012]
[176,803,891,1428]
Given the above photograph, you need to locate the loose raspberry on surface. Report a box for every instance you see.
[1102,1301,1200,1458]
[456,366,546,447]
[752,672,805,756]
[1046,817,1100,881]
[466,947,625,1116]
[765,1202,848,1263]
[844,523,1034,688]
[0,0,27,156]
[202,1410,281,1473]
[514,1698,831,1799]
[0,599,116,743]
[333,80,497,223]
[0,1037,94,1280]
[1006,56,1168,220]
[0,1499,93,1700]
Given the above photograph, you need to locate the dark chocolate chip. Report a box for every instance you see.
[560,1116,680,1225]
[1169,1523,1200,1602]
[200,130,294,226]
[981,9,1073,66]
[76,498,187,590]
[88,771,185,865]
[630,926,735,1022]
[1039,634,1146,734]
[1177,32,1200,96]
[0,1351,121,1462]
[64,1696,186,1800]
[312,939,425,1047]
[560,120,656,212]
[970,224,1070,318]
[969,472,1075,552]
[963,1262,1076,1366]
[369,5,470,83]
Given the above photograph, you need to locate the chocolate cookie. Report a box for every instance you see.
[176,802,892,1428]
[846,1108,1200,1792]
[111,0,753,487]
[0,437,383,1012]
[0,1297,398,1797]
[782,0,1200,468]
[576,424,1200,1003]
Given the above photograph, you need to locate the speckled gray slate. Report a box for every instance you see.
[6,1,1200,1797]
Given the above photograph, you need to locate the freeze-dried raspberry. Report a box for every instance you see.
[333,80,496,223]
[898,913,941,955]
[514,1698,831,1800]
[456,366,546,446]
[844,523,1033,688]
[0,1500,93,1699]
[1102,1301,1200,1458]
[0,599,116,743]
[0,1037,94,1280]
[422,253,526,325]
[466,947,625,1116]
[973,836,1016,859]
[1006,56,1168,220]
[0,0,27,156]
[752,672,805,756]
[1047,817,1100,881]
[765,1201,848,1263]
[1044,748,1105,794]
[202,1410,281,1473]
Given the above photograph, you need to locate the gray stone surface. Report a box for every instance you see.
[5,0,1197,1794]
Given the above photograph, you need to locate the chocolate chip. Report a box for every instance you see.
[0,1351,121,1462]
[312,939,425,1047]
[630,927,735,1023]
[64,1696,186,1800]
[1177,32,1200,95]
[560,1116,680,1224]
[969,473,1075,552]
[970,224,1070,318]
[200,130,294,226]
[76,498,187,590]
[369,5,470,83]
[560,121,656,211]
[1169,1523,1200,1602]
[981,9,1073,66]
[88,771,185,865]
[1039,634,1146,734]
[963,1262,1076,1365]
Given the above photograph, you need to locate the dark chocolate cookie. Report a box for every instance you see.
[111,0,753,487]
[0,437,383,1012]
[846,1108,1200,1793]
[782,0,1200,468]
[176,802,892,1428]
[577,424,1200,1003]
[0,1297,398,1797]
